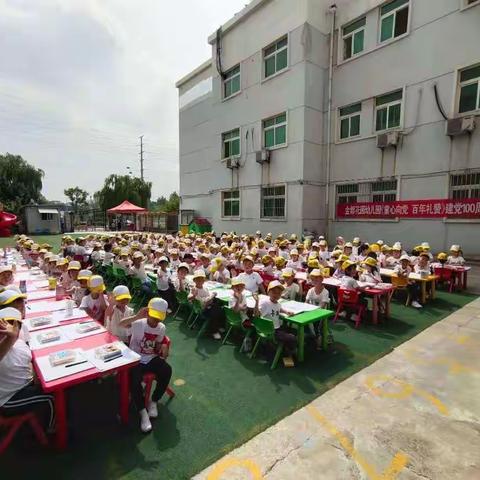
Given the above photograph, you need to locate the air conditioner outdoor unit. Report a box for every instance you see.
[376,131,401,149]
[255,149,271,165]
[225,158,239,169]
[446,116,476,136]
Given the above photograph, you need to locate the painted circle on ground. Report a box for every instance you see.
[173,378,186,386]
[365,374,414,399]
[207,458,263,480]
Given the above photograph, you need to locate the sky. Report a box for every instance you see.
[0,0,249,203]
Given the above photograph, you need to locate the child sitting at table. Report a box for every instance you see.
[447,245,465,266]
[188,270,223,340]
[306,269,331,349]
[156,256,175,311]
[261,255,275,276]
[339,261,366,323]
[280,268,300,300]
[359,257,382,284]
[394,255,422,309]
[0,265,15,290]
[116,249,131,271]
[119,298,172,433]
[173,263,190,293]
[105,285,133,343]
[211,258,231,284]
[129,251,154,296]
[0,307,55,433]
[286,249,302,270]
[238,256,265,294]
[61,260,81,292]
[79,275,108,323]
[73,269,92,305]
[102,243,114,266]
[229,276,251,335]
[256,280,297,364]
[414,252,432,277]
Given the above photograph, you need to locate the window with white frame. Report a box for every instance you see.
[343,17,366,60]
[223,65,240,99]
[339,103,361,139]
[222,128,240,159]
[263,113,287,149]
[261,185,286,218]
[458,64,480,114]
[375,90,403,132]
[222,190,240,217]
[449,172,480,200]
[40,213,55,221]
[336,180,398,205]
[264,36,288,78]
[379,0,409,43]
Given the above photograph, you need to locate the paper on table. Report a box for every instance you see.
[52,308,89,322]
[24,316,60,332]
[29,325,73,350]
[280,300,319,315]
[26,299,69,314]
[35,348,95,382]
[63,322,106,340]
[83,342,140,372]
[27,290,57,301]
[33,280,49,288]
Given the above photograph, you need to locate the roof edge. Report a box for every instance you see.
[175,59,212,88]
[207,0,271,44]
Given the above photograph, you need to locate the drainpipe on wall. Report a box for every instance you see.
[325,4,337,239]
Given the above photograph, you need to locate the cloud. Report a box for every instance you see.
[0,0,248,201]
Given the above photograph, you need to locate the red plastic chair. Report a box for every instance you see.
[334,288,366,328]
[434,267,455,293]
[259,272,276,290]
[143,374,175,408]
[0,412,48,454]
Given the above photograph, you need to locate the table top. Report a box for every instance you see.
[379,268,438,282]
[285,308,333,325]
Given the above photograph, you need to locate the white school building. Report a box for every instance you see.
[176,0,480,254]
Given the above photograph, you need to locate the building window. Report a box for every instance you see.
[222,190,240,217]
[223,65,240,99]
[40,213,54,221]
[380,0,409,43]
[343,17,366,60]
[375,90,403,132]
[339,103,362,139]
[336,180,398,205]
[264,36,288,78]
[263,113,287,149]
[458,64,480,114]
[222,128,240,159]
[261,185,286,218]
[450,172,480,199]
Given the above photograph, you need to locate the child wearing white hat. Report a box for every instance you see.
[105,285,134,342]
[447,245,465,266]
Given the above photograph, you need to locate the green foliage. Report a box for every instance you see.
[0,153,44,213]
[64,186,89,212]
[150,191,179,212]
[94,174,152,211]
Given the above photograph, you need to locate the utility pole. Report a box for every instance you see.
[139,135,144,181]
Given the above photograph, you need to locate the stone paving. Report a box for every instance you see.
[195,297,480,480]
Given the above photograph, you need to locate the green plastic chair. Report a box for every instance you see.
[250,316,284,370]
[130,277,148,307]
[112,265,129,287]
[173,291,190,320]
[187,299,204,329]
[222,306,251,349]
[104,264,115,285]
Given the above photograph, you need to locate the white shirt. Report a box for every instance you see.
[129,264,148,283]
[447,255,465,266]
[259,297,282,329]
[213,268,231,283]
[306,287,330,307]
[105,305,133,342]
[102,252,115,266]
[238,272,263,293]
[228,292,248,321]
[359,270,382,284]
[80,294,108,321]
[156,269,171,291]
[129,318,166,364]
[0,338,33,406]
[341,276,359,290]
[281,283,300,300]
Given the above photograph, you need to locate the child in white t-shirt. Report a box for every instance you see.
[306,270,331,349]
[212,259,231,284]
[280,268,300,300]
[79,275,108,324]
[104,285,133,343]
[238,256,265,294]
[120,298,172,434]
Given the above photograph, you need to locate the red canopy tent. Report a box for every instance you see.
[107,200,146,214]
[107,200,146,231]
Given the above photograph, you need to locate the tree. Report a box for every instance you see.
[64,187,89,213]
[150,192,179,212]
[0,153,44,213]
[94,174,152,211]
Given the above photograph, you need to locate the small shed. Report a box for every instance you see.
[21,204,72,234]
[188,217,212,235]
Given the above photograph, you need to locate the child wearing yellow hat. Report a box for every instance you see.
[105,285,134,343]
[306,270,331,349]
[359,257,382,284]
[79,275,108,323]
[280,268,300,300]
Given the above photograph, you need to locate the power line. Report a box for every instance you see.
[139,135,144,181]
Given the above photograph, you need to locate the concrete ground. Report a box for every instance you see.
[195,296,480,480]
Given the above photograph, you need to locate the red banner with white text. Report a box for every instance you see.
[336,198,480,219]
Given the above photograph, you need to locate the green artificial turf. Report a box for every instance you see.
[2,288,477,480]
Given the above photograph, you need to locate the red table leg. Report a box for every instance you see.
[54,389,68,450]
[463,271,467,290]
[372,294,378,324]
[118,369,130,425]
